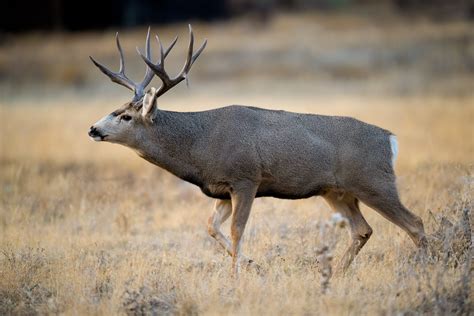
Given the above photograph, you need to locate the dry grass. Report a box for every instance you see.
[1,12,473,315]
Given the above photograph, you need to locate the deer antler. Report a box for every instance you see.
[89,28,157,102]
[137,24,207,99]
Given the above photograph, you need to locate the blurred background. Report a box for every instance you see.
[1,0,473,104]
[2,0,474,32]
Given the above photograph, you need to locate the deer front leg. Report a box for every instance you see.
[230,182,257,276]
[207,199,256,267]
[207,200,233,256]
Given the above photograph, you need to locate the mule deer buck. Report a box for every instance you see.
[89,25,427,275]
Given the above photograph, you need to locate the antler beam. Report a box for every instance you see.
[89,28,155,102]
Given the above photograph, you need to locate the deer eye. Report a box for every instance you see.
[121,115,132,121]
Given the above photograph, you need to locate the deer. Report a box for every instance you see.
[88,25,427,276]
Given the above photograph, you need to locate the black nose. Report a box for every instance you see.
[89,126,99,137]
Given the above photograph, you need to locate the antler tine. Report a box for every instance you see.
[137,37,176,89]
[89,32,136,92]
[89,54,136,92]
[145,27,151,61]
[90,28,157,101]
[172,24,207,89]
[191,40,207,67]
[141,34,178,79]
[180,24,195,77]
[116,32,125,74]
[177,25,207,76]
[158,35,178,69]
[135,27,155,100]
[138,24,207,99]
[156,35,165,68]
[165,36,179,58]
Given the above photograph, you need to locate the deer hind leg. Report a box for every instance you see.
[324,191,373,273]
[355,180,427,248]
[229,182,258,276]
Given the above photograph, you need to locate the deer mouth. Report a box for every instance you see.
[90,135,108,141]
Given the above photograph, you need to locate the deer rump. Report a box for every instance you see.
[184,105,395,201]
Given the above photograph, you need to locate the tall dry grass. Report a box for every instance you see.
[1,95,472,315]
[1,12,473,315]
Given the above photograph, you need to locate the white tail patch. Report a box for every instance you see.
[389,135,398,166]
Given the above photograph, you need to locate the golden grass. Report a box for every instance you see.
[1,94,472,315]
[1,12,473,315]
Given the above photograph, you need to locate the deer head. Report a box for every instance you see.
[88,25,207,146]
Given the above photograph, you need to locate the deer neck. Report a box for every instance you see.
[132,110,204,183]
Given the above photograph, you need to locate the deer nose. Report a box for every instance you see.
[88,126,99,137]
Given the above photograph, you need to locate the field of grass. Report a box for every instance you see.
[1,12,473,315]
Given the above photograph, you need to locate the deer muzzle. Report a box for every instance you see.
[88,126,107,141]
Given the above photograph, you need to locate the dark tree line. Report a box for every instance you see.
[1,0,472,33]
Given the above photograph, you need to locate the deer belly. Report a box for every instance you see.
[256,178,328,199]
[255,186,326,199]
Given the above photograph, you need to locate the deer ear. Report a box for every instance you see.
[142,87,157,118]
